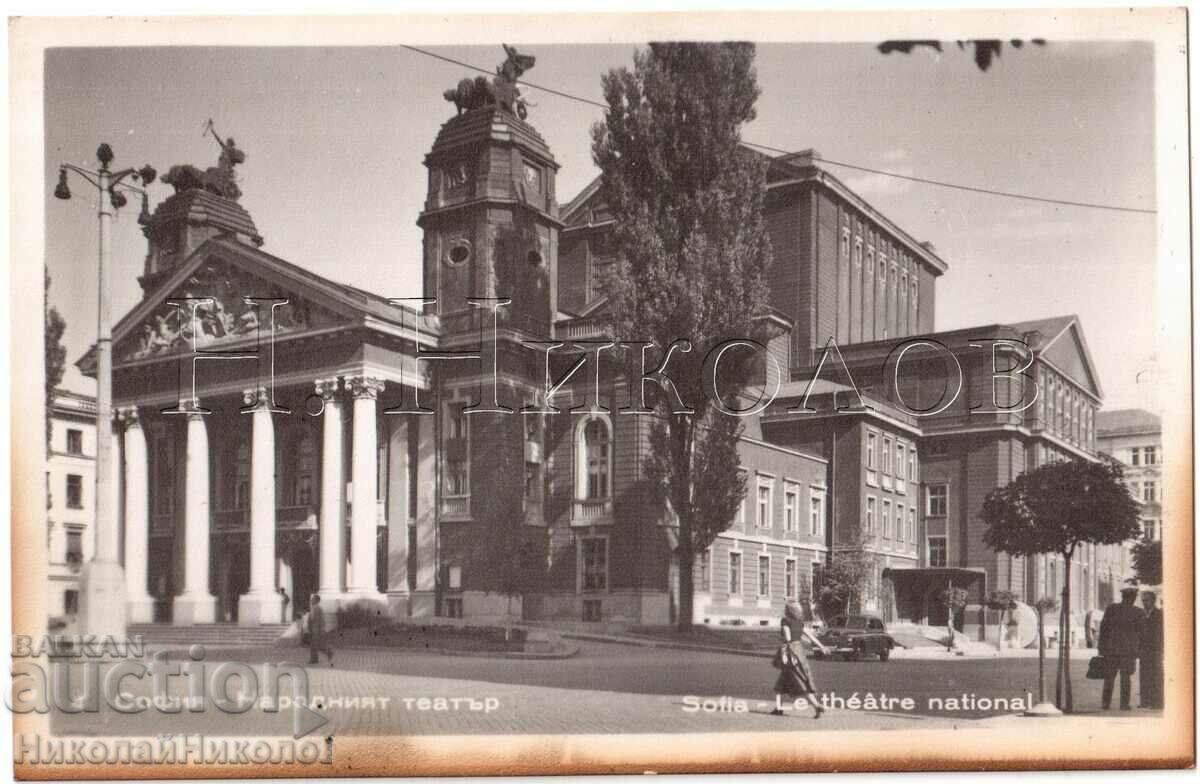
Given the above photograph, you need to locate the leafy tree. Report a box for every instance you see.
[817,530,873,620]
[44,269,67,451]
[981,456,1141,712]
[985,589,1018,649]
[592,42,773,631]
[939,587,969,652]
[1132,536,1162,586]
[877,39,1046,71]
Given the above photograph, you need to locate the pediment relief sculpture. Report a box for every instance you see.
[118,258,342,362]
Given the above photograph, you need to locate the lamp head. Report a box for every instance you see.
[109,187,127,210]
[54,168,71,200]
[96,143,114,169]
[137,164,157,185]
[137,192,151,225]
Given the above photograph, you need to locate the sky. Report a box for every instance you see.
[44,41,1158,411]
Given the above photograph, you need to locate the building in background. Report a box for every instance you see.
[1097,408,1163,543]
[47,389,97,621]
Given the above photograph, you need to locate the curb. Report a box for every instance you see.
[560,631,771,659]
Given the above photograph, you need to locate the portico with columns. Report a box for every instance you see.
[80,181,444,625]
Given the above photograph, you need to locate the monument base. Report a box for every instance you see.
[77,560,128,639]
[126,595,156,625]
[238,591,284,626]
[173,593,217,626]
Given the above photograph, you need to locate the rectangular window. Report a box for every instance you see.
[66,429,83,455]
[757,480,772,528]
[882,437,893,477]
[1143,481,1157,502]
[758,556,770,598]
[445,458,469,496]
[928,536,948,568]
[866,432,877,485]
[882,499,892,538]
[908,447,918,487]
[895,442,906,493]
[697,549,711,592]
[809,492,824,537]
[785,559,797,600]
[811,562,824,599]
[908,507,917,545]
[1144,446,1157,465]
[66,474,83,509]
[896,508,904,547]
[63,590,79,615]
[581,537,608,591]
[927,484,948,517]
[784,487,797,532]
[729,552,742,595]
[66,528,83,565]
[865,496,876,534]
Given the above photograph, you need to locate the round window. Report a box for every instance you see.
[446,240,471,267]
[527,249,543,267]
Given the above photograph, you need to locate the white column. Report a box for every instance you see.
[346,375,385,600]
[316,378,345,602]
[173,411,216,625]
[411,413,437,616]
[119,408,154,623]
[239,387,283,625]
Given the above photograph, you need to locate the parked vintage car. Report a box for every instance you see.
[814,614,895,661]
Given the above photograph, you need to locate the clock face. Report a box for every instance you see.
[523,162,541,192]
[445,162,471,190]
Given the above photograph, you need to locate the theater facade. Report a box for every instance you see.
[82,58,1129,639]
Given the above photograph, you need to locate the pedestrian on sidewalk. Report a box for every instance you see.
[308,594,334,666]
[772,600,829,719]
[1098,586,1142,710]
[1138,591,1163,709]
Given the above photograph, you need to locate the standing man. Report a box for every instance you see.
[1098,586,1143,710]
[1139,591,1163,709]
[277,586,290,623]
[307,594,334,666]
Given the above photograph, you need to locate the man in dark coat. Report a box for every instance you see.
[1098,586,1143,710]
[1138,591,1163,709]
[307,595,334,666]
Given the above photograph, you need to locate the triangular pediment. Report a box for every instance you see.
[112,241,361,365]
[1039,319,1102,399]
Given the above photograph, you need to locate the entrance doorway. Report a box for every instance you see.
[279,531,317,622]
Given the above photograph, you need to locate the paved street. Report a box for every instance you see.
[48,639,1158,737]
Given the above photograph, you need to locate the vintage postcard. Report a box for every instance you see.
[8,8,1193,777]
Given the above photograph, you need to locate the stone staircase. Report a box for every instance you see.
[128,623,289,649]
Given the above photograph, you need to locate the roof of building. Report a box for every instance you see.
[559,146,949,275]
[1096,408,1161,436]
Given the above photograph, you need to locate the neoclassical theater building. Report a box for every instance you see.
[81,57,1130,639]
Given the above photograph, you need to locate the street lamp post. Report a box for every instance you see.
[55,144,155,638]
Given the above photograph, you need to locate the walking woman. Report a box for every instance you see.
[773,600,829,718]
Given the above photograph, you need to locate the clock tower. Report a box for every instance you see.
[418,101,560,340]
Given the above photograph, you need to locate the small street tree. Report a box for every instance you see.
[939,587,969,652]
[982,456,1141,712]
[817,530,873,620]
[1132,536,1162,586]
[592,42,774,631]
[1033,595,1060,708]
[985,589,1018,650]
[45,269,67,452]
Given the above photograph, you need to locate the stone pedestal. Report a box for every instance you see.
[126,596,156,625]
[238,592,284,627]
[173,594,217,626]
[77,560,128,638]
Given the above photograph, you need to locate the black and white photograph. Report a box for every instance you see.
[8,7,1193,776]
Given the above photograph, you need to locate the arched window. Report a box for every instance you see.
[576,415,612,501]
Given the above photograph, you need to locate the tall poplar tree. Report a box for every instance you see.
[592,43,773,630]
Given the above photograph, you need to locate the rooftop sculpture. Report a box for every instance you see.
[443,44,536,120]
[160,119,247,201]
